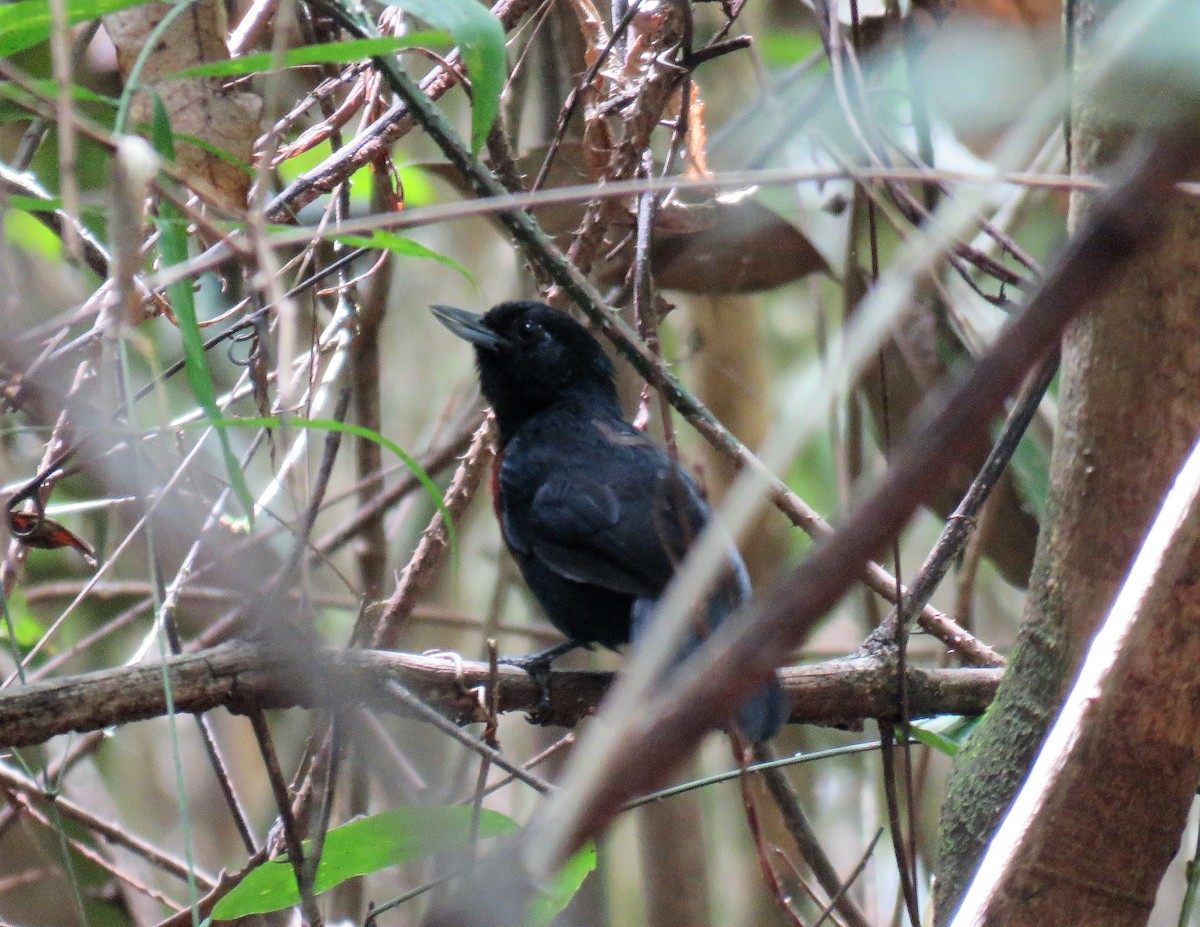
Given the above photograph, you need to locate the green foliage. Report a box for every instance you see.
[0,79,118,109]
[757,30,824,69]
[211,809,595,923]
[174,32,450,78]
[166,133,254,174]
[212,808,518,918]
[1009,430,1050,520]
[0,0,150,56]
[0,587,44,649]
[4,209,63,259]
[333,230,475,282]
[909,715,982,757]
[528,842,597,926]
[378,0,506,153]
[150,97,257,524]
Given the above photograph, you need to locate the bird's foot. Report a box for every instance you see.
[499,640,581,724]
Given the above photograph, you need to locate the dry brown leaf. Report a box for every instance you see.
[104,0,262,210]
[648,193,830,293]
[423,144,830,294]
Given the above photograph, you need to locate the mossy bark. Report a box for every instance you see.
[933,3,1200,921]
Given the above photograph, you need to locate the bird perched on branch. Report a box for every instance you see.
[432,300,787,742]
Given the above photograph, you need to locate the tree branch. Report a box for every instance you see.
[507,126,1198,890]
[0,641,1001,749]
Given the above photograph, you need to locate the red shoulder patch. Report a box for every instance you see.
[490,444,505,522]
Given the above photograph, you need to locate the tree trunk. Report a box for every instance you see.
[933,3,1200,923]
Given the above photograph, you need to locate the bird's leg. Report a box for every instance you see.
[499,640,581,722]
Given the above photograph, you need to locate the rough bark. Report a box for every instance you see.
[933,4,1200,920]
[946,435,1200,926]
[0,643,1001,749]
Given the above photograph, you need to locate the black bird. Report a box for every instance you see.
[431,300,787,742]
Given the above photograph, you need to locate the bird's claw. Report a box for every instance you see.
[499,640,580,724]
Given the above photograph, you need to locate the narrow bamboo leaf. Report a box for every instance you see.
[0,0,152,56]
[333,231,474,282]
[201,416,457,555]
[168,133,254,174]
[377,0,505,152]
[0,79,119,107]
[150,97,256,523]
[211,808,520,919]
[910,715,981,757]
[527,842,597,926]
[5,194,63,212]
[174,31,450,78]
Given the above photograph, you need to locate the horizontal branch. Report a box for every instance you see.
[0,642,1002,749]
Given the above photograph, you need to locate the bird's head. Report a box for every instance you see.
[431,301,618,437]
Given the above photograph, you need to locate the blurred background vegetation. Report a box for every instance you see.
[3,0,1199,925]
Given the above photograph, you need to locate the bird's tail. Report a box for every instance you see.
[632,572,789,743]
[736,672,789,743]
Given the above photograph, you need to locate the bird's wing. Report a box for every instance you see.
[524,474,657,597]
[505,456,707,598]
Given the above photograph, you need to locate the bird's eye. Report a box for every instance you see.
[518,319,542,340]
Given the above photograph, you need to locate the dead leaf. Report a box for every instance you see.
[8,510,98,567]
[648,193,831,293]
[104,0,262,210]
[423,144,830,294]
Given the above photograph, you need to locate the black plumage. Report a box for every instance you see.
[432,300,787,741]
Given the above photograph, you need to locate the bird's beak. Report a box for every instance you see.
[430,305,507,351]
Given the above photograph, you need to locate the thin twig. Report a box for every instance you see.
[752,742,872,927]
[381,680,553,795]
[248,710,324,927]
[862,350,1061,657]
[368,417,495,648]
[0,762,215,887]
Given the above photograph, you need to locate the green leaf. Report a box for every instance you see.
[201,415,457,556]
[0,80,119,124]
[0,79,118,107]
[5,195,64,213]
[0,0,152,56]
[169,133,254,174]
[0,587,45,648]
[909,715,982,757]
[379,0,505,153]
[5,194,64,212]
[527,842,596,926]
[127,125,255,174]
[149,93,175,160]
[757,30,825,69]
[173,31,450,78]
[212,808,520,919]
[1010,429,1050,520]
[333,230,473,282]
[4,209,63,259]
[150,96,257,524]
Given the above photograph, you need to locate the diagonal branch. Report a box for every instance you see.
[317,0,995,666]
[948,432,1200,927]
[513,127,1200,884]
